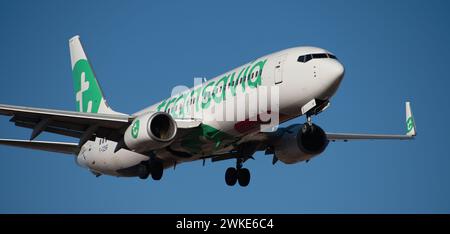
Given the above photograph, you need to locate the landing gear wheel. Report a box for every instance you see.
[138,164,150,180]
[238,168,251,187]
[225,167,238,186]
[150,161,163,180]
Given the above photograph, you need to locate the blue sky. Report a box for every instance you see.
[0,0,449,213]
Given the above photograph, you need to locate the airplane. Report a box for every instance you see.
[0,35,416,187]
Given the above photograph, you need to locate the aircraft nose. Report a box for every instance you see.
[317,60,345,100]
[333,62,345,80]
[327,60,345,82]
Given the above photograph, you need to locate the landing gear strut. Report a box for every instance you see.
[225,158,251,187]
[307,114,312,126]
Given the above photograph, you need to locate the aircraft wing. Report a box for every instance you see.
[326,102,416,141]
[0,104,204,150]
[205,102,416,164]
[0,139,79,155]
[0,104,132,143]
[326,133,413,141]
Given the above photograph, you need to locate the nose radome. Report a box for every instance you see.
[318,61,345,100]
[327,61,344,84]
[334,62,345,80]
[325,60,344,81]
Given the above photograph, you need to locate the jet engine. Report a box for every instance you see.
[124,112,177,153]
[274,123,328,164]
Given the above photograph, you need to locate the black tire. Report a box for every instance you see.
[150,161,163,181]
[238,168,250,187]
[225,167,238,186]
[138,164,149,180]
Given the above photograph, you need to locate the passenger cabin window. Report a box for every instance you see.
[297,53,338,63]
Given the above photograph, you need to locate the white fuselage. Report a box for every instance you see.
[76,46,345,177]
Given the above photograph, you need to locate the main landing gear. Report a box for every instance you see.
[225,158,251,187]
[138,160,163,181]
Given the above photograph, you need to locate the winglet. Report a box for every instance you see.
[405,102,416,137]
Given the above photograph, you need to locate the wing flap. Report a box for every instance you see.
[0,104,130,126]
[0,104,133,141]
[0,139,79,155]
[14,121,83,138]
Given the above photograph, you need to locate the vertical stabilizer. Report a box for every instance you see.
[69,35,124,115]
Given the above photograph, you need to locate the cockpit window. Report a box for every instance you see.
[305,54,312,62]
[297,53,338,63]
[312,53,328,59]
[298,55,305,63]
[298,55,306,62]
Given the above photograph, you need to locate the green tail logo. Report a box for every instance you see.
[72,59,102,113]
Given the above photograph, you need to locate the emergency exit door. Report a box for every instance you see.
[274,55,287,84]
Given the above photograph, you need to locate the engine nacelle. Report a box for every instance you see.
[274,123,328,164]
[124,112,177,153]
